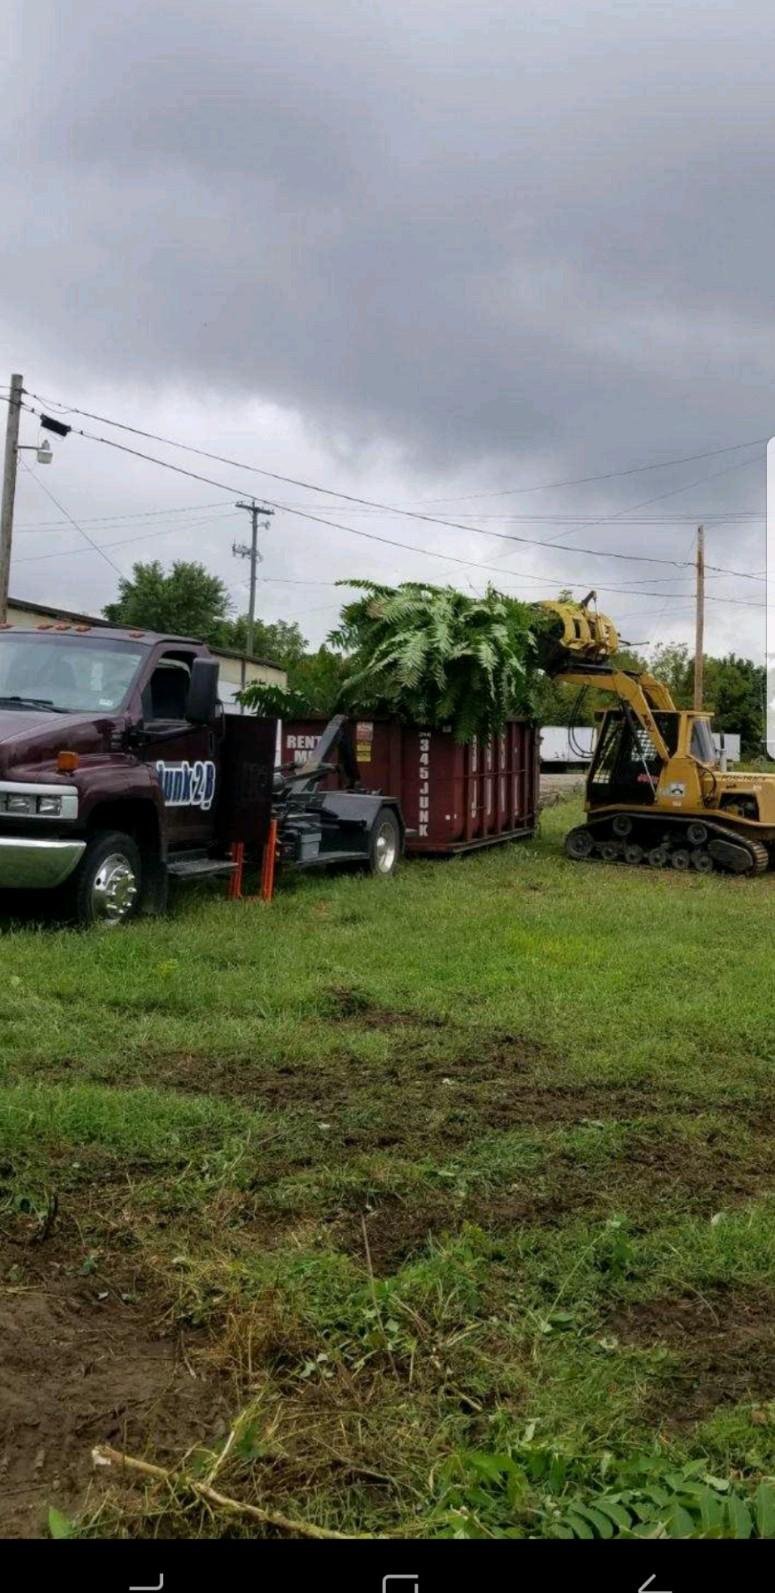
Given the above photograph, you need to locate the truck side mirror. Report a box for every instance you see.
[186,658,220,724]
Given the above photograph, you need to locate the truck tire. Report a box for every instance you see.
[68,830,142,927]
[368,807,401,878]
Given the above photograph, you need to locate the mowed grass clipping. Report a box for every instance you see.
[2,799,775,1540]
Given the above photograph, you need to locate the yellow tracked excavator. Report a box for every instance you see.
[535,596,774,875]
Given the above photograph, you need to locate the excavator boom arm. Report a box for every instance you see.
[552,668,672,762]
[535,597,676,763]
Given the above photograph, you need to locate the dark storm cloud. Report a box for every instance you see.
[1,0,771,665]
[5,0,775,482]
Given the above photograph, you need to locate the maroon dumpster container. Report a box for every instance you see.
[282,717,539,855]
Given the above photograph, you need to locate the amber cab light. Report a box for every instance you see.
[57,750,80,773]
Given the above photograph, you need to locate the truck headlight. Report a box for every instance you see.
[37,795,63,816]
[5,794,35,815]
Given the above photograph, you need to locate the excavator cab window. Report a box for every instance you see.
[589,710,679,806]
[690,718,717,765]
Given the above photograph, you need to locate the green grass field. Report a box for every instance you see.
[3,799,775,1540]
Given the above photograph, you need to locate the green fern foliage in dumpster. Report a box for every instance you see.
[329,581,543,742]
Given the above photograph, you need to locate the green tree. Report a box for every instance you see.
[649,642,693,706]
[650,645,765,756]
[219,617,348,715]
[104,560,231,642]
[703,654,766,756]
[216,614,307,666]
[287,644,349,712]
[239,644,349,718]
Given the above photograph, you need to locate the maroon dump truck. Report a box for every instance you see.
[0,627,406,925]
[0,624,280,925]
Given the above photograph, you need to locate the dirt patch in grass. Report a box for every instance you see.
[321,985,450,1026]
[29,1024,773,1149]
[142,1046,667,1128]
[612,1286,775,1423]
[609,1124,774,1206]
[328,1190,455,1271]
[0,1228,233,1539]
[315,1123,775,1271]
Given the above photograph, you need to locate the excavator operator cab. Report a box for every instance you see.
[588,708,719,808]
[588,708,680,807]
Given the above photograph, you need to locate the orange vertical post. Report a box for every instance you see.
[260,819,278,902]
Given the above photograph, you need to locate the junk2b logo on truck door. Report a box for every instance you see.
[156,760,216,811]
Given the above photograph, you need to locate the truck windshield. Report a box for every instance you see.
[0,635,144,713]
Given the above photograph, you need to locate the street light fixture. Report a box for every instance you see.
[17,435,53,465]
[1,373,66,620]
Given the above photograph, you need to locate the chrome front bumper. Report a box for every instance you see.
[0,836,86,889]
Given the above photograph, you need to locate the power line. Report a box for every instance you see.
[15,408,767,607]
[14,398,767,615]
[15,501,763,582]
[23,390,766,502]
[707,563,765,582]
[262,503,762,522]
[17,460,124,577]
[415,440,767,501]
[15,408,626,583]
[12,510,242,563]
[19,392,765,570]
[15,499,234,532]
[534,452,764,552]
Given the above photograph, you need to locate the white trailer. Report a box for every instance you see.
[540,725,741,768]
[540,726,596,766]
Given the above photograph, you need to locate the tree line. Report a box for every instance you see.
[104,559,768,756]
[535,643,767,757]
[103,558,347,712]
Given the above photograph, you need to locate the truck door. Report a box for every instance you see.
[139,650,220,849]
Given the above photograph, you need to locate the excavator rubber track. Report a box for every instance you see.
[564,814,771,876]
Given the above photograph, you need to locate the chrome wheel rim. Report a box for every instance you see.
[91,852,139,923]
[374,821,398,874]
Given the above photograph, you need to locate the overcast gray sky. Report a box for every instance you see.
[1,0,772,660]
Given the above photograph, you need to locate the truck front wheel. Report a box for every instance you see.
[69,831,142,927]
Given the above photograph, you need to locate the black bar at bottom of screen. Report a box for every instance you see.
[0,1537,768,1591]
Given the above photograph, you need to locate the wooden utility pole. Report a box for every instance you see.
[693,523,705,710]
[0,373,23,623]
[233,500,274,660]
